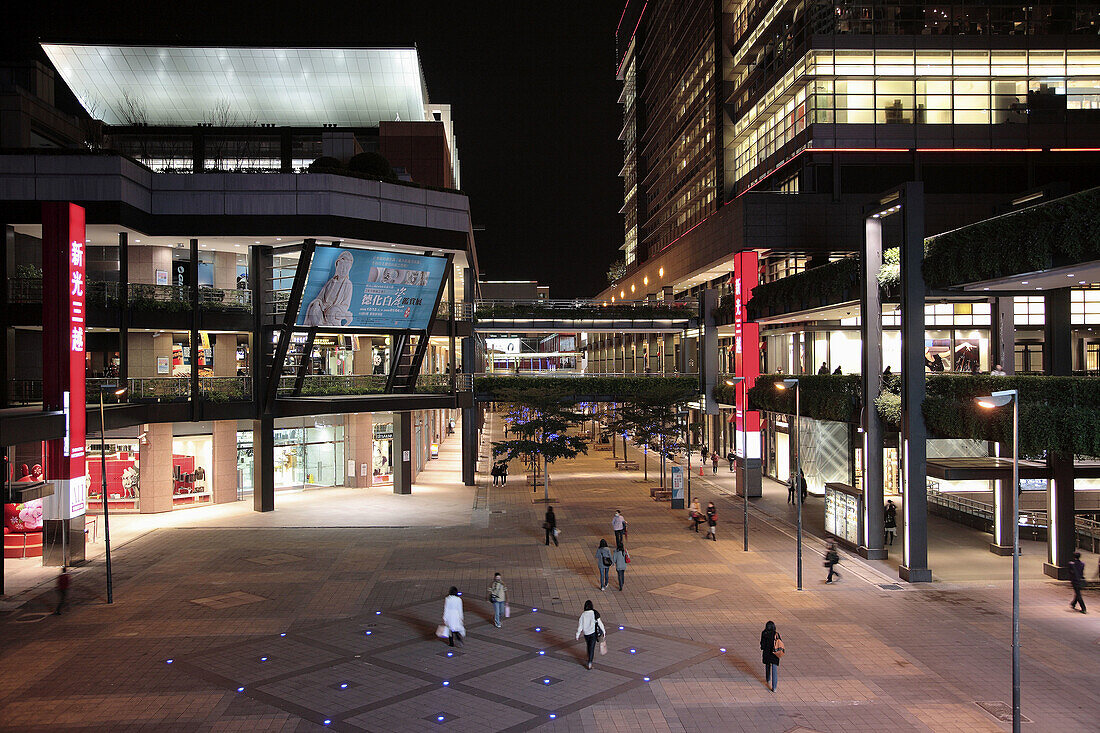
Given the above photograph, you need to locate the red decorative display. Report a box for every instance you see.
[42,202,87,518]
[733,251,761,445]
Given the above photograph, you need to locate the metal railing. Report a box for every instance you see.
[127,376,191,401]
[927,486,994,521]
[200,376,252,401]
[127,283,192,311]
[7,379,43,405]
[199,287,252,313]
[474,298,697,320]
[277,374,387,397]
[8,277,42,303]
[435,301,473,321]
[477,371,698,378]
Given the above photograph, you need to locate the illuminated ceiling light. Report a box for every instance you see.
[620,290,625,298]
[643,276,648,285]
[1021,281,1029,285]
[630,284,635,293]
[659,267,664,277]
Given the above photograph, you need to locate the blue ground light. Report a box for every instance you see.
[340,683,348,689]
[442,681,450,686]
[364,631,373,635]
[279,632,286,637]
[549,713,557,720]
[165,659,173,664]
[237,687,244,692]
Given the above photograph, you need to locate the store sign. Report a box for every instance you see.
[733,251,761,459]
[486,338,521,354]
[671,466,684,500]
[296,246,448,330]
[41,202,87,520]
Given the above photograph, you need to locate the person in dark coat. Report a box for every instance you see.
[817,362,828,375]
[825,540,841,583]
[544,506,558,546]
[1070,552,1087,614]
[711,452,719,474]
[884,500,897,546]
[490,463,501,486]
[705,502,717,541]
[727,451,736,472]
[832,365,842,375]
[760,620,781,691]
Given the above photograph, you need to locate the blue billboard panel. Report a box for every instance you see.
[296,247,448,330]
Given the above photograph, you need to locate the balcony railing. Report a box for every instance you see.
[474,299,697,320]
[435,301,473,321]
[277,374,387,397]
[200,376,253,401]
[200,287,252,313]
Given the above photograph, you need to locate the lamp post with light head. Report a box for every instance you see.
[725,378,748,550]
[100,385,127,603]
[975,389,1020,733]
[776,378,802,589]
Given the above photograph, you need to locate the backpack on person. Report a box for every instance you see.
[602,554,612,567]
[773,633,785,658]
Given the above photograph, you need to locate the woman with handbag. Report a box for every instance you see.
[595,539,613,590]
[488,573,508,628]
[612,543,628,590]
[575,599,607,670]
[760,620,784,691]
[544,506,558,546]
[442,587,465,647]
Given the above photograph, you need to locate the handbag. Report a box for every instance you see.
[436,624,450,639]
[773,634,786,658]
[602,555,612,567]
[542,521,550,530]
[504,603,511,618]
[599,639,607,655]
[553,528,561,537]
[624,550,631,564]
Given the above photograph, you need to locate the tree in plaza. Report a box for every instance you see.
[609,386,693,487]
[491,387,589,502]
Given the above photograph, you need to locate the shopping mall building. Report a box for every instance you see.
[1,45,479,574]
[589,1,1100,580]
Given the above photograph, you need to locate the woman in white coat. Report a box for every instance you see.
[575,599,607,670]
[443,587,465,647]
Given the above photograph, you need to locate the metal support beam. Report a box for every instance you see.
[189,238,200,416]
[118,231,128,388]
[264,239,315,410]
[393,411,413,494]
[252,414,274,512]
[1044,287,1074,579]
[0,225,10,409]
[898,182,932,583]
[860,214,886,560]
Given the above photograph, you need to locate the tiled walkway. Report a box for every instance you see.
[1,411,1098,731]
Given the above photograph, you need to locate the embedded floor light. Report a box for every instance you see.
[975,388,1020,733]
[100,385,127,604]
[775,378,803,589]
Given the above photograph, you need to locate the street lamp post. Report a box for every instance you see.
[100,385,127,604]
[975,389,1020,733]
[725,378,747,550]
[777,378,802,590]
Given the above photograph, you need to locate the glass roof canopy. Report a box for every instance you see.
[41,44,430,127]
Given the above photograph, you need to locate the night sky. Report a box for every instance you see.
[3,1,624,298]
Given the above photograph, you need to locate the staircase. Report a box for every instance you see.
[386,332,430,393]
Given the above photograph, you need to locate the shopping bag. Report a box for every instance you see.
[553,528,561,537]
[436,625,450,639]
[504,603,511,618]
[599,640,607,655]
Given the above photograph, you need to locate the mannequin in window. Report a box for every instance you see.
[303,251,355,326]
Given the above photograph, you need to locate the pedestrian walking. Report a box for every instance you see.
[54,566,71,615]
[488,573,508,627]
[1070,552,1088,614]
[884,500,897,546]
[595,539,613,590]
[443,587,465,646]
[711,452,719,474]
[705,501,717,541]
[612,544,628,590]
[727,451,735,472]
[500,461,508,486]
[787,475,796,504]
[798,468,808,503]
[687,498,702,532]
[490,463,501,486]
[575,600,607,670]
[612,509,627,547]
[701,446,709,462]
[544,506,559,546]
[824,540,841,583]
[760,620,783,691]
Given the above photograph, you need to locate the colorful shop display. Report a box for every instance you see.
[4,463,45,558]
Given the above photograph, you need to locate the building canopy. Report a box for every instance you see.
[41,44,430,127]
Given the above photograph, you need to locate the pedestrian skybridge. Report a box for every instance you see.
[472,299,696,333]
[473,373,699,403]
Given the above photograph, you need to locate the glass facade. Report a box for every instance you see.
[730,48,1100,183]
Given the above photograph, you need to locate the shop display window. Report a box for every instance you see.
[373,421,393,484]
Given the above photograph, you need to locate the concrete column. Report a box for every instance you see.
[393,411,413,494]
[213,251,236,290]
[127,245,173,285]
[989,297,1016,553]
[702,289,719,416]
[139,422,175,513]
[898,183,932,583]
[1044,288,1074,579]
[992,297,1015,375]
[211,420,238,504]
[860,215,886,559]
[253,415,274,512]
[344,412,374,487]
[213,334,238,377]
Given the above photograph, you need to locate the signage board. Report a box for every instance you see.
[296,246,448,330]
[486,338,521,355]
[41,202,87,520]
[733,251,762,459]
[670,465,685,509]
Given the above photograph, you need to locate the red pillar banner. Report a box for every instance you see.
[733,251,761,459]
[42,202,87,520]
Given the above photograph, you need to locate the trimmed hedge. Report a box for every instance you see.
[739,258,860,322]
[475,375,698,403]
[735,374,862,424]
[923,186,1100,289]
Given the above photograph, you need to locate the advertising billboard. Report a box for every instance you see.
[296,246,448,330]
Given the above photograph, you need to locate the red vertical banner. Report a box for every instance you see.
[733,251,761,457]
[42,202,87,519]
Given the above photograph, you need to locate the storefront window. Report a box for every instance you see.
[373,420,393,484]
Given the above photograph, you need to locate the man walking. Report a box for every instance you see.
[884,500,897,546]
[705,502,717,541]
[711,452,719,474]
[612,510,627,547]
[1070,552,1087,614]
[727,451,735,472]
[54,566,71,615]
[825,541,841,583]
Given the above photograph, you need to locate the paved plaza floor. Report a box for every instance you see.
[1,412,1098,732]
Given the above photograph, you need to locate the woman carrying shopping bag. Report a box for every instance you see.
[575,599,607,670]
